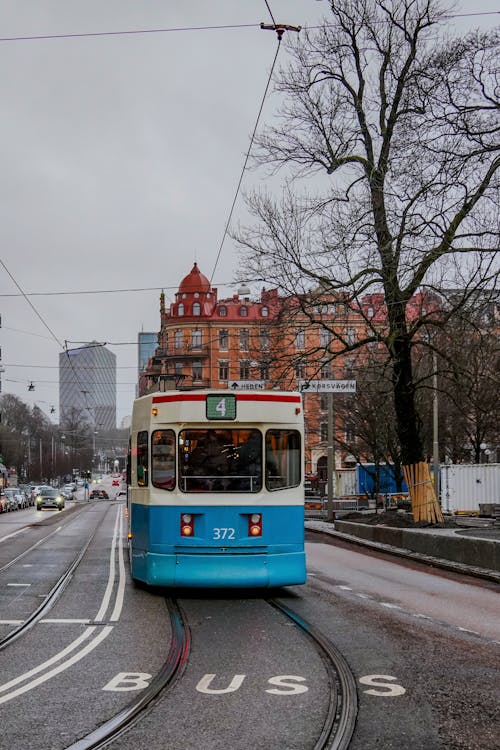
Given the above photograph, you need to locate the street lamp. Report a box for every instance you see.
[480,442,487,464]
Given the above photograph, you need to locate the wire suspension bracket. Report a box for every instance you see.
[260,22,301,41]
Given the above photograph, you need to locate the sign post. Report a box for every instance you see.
[299,380,357,523]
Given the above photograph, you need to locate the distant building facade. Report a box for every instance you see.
[59,343,116,430]
[137,332,158,398]
[141,263,496,476]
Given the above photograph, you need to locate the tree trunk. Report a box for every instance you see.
[390,321,425,466]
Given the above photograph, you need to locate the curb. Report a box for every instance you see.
[305,521,500,585]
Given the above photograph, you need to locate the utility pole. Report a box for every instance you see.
[433,350,440,503]
[326,393,336,523]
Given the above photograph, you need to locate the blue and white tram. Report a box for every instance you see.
[127,389,306,588]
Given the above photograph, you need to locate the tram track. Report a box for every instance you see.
[268,598,358,750]
[64,597,191,750]
[61,594,355,750]
[0,503,89,574]
[0,503,115,651]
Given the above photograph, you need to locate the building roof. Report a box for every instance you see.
[178,263,211,295]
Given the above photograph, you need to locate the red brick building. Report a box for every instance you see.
[141,263,379,475]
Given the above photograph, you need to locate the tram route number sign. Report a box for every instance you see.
[298,379,357,393]
[206,394,237,420]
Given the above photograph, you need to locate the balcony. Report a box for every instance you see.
[145,375,212,393]
[155,344,209,359]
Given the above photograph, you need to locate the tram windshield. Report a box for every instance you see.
[179,428,262,492]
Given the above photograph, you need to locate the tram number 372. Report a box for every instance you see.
[213,527,236,540]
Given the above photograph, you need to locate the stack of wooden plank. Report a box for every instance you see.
[403,461,444,524]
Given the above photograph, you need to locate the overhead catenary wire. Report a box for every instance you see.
[0,11,496,44]
[209,24,295,286]
[0,258,101,419]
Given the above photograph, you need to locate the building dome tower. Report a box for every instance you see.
[173,262,216,317]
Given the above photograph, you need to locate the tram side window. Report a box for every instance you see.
[265,430,301,490]
[152,430,176,491]
[137,430,149,487]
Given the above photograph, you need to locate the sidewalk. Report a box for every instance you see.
[306,519,500,584]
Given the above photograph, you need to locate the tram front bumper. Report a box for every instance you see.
[133,550,306,588]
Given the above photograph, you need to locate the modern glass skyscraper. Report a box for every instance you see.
[138,332,158,374]
[59,343,116,430]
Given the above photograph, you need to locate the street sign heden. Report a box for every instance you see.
[229,381,266,390]
[298,380,357,393]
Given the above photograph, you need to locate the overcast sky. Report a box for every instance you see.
[0,1,496,426]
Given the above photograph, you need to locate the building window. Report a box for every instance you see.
[320,361,332,379]
[218,360,229,380]
[259,330,269,351]
[219,329,229,351]
[192,302,201,316]
[320,422,328,441]
[367,306,374,319]
[174,361,183,376]
[320,328,331,348]
[240,328,249,351]
[320,396,328,410]
[261,306,269,317]
[192,361,202,381]
[346,328,356,345]
[295,361,306,378]
[218,306,227,317]
[239,306,248,317]
[191,329,202,349]
[240,360,250,379]
[345,420,356,443]
[295,329,305,349]
[260,362,270,380]
[344,358,355,376]
[174,331,183,350]
[178,303,184,316]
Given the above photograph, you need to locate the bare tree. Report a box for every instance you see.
[235,0,499,475]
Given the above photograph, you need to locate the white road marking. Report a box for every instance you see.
[109,510,125,622]
[0,627,113,704]
[381,602,403,610]
[40,619,91,624]
[7,583,31,587]
[0,628,97,696]
[0,505,125,704]
[94,508,120,622]
[0,620,23,625]
[0,528,25,544]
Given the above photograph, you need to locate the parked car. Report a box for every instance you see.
[35,488,65,511]
[0,493,7,513]
[19,485,34,506]
[4,488,24,511]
